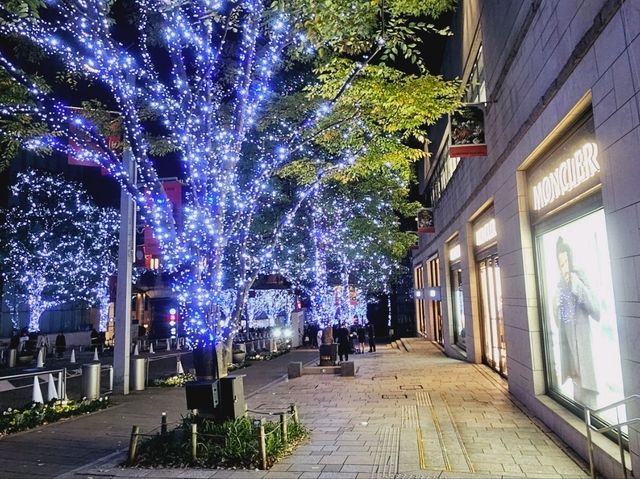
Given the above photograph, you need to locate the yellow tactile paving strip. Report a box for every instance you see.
[260,339,590,479]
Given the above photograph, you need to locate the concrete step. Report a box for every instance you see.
[399,338,413,352]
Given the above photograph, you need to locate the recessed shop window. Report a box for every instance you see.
[473,209,506,376]
[529,112,624,424]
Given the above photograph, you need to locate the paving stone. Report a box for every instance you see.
[318,455,347,465]
[5,343,593,479]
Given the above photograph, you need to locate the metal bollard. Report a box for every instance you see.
[130,356,147,391]
[7,349,17,368]
[81,362,101,400]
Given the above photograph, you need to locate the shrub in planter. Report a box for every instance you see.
[0,397,110,435]
[152,373,195,387]
[131,415,308,469]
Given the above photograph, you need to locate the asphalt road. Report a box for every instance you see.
[0,345,325,408]
[0,348,319,479]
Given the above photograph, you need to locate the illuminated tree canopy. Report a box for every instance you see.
[0,171,119,332]
[0,0,459,347]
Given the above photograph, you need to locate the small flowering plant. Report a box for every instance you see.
[0,397,110,436]
[151,372,195,387]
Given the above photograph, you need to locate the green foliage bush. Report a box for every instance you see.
[0,397,110,435]
[132,415,308,469]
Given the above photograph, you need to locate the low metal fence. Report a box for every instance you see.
[127,403,300,470]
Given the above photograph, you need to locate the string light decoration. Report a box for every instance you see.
[0,171,119,332]
[0,0,415,348]
[269,173,413,327]
[245,289,293,328]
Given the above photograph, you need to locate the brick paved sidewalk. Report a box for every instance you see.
[60,339,589,479]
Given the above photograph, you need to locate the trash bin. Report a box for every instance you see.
[130,356,147,391]
[7,348,17,368]
[82,362,101,400]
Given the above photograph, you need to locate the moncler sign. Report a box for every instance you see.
[532,142,600,211]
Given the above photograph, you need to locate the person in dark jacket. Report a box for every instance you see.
[366,322,376,352]
[90,328,99,350]
[337,324,350,362]
[55,331,66,359]
[9,330,19,350]
[357,325,366,354]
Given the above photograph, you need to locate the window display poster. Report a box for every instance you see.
[538,209,624,417]
[451,269,466,349]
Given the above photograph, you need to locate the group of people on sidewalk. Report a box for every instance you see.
[335,322,376,362]
[305,321,376,362]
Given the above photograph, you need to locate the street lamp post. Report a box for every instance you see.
[113,148,136,395]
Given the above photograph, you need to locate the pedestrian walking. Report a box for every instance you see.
[366,322,376,352]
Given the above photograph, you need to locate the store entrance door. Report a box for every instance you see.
[427,256,443,345]
[478,255,507,375]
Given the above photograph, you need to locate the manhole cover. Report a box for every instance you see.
[382,394,408,399]
[400,385,424,390]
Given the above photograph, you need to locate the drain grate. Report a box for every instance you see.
[400,384,424,390]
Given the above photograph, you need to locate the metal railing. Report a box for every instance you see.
[0,367,67,400]
[585,394,640,479]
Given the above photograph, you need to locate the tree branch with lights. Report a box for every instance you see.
[0,0,459,365]
[0,171,119,332]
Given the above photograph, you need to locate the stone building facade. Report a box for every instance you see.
[412,1,640,476]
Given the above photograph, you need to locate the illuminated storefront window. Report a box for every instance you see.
[448,240,465,350]
[427,256,443,345]
[536,210,623,413]
[414,264,426,335]
[473,210,506,375]
[529,113,624,424]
